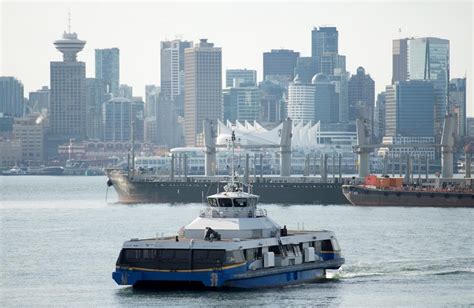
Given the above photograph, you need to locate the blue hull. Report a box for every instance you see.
[113,258,344,289]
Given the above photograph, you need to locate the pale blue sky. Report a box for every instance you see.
[1,1,472,115]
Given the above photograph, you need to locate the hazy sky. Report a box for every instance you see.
[1,1,472,115]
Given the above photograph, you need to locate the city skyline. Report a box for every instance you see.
[1,1,472,116]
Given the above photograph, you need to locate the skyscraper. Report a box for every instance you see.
[0,77,24,117]
[103,98,144,142]
[223,85,260,122]
[226,69,257,88]
[85,78,108,140]
[184,39,222,146]
[28,86,50,112]
[328,69,350,123]
[392,38,408,83]
[407,37,449,137]
[348,67,375,134]
[313,74,338,124]
[119,84,133,99]
[449,78,467,137]
[374,92,386,142]
[258,80,286,125]
[95,48,120,97]
[385,80,435,137]
[294,57,317,84]
[160,39,192,102]
[311,27,338,60]
[263,49,300,81]
[50,29,87,141]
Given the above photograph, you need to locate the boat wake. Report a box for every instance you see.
[337,257,474,281]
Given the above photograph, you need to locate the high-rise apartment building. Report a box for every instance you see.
[384,80,435,137]
[287,77,315,124]
[160,40,192,102]
[0,77,24,117]
[95,48,120,96]
[226,69,257,88]
[50,30,87,141]
[184,39,222,146]
[263,49,300,81]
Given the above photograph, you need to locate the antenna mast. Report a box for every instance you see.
[231,130,236,186]
[68,9,71,33]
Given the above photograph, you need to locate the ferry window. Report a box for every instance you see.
[269,246,281,254]
[225,250,245,264]
[192,250,225,269]
[161,249,175,260]
[174,249,191,261]
[208,198,218,207]
[218,198,233,207]
[321,240,334,251]
[233,198,247,207]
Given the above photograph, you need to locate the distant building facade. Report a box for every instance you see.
[313,74,338,124]
[258,80,286,125]
[374,91,386,142]
[348,67,375,134]
[28,86,50,112]
[0,139,21,167]
[95,48,120,96]
[287,77,315,124]
[448,78,467,137]
[294,57,317,84]
[12,114,46,161]
[184,39,222,146]
[226,69,257,88]
[103,98,144,142]
[85,78,108,140]
[0,76,24,117]
[263,49,299,82]
[385,80,435,137]
[119,84,133,99]
[392,38,408,84]
[223,86,260,122]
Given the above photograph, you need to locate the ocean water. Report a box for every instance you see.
[0,176,473,307]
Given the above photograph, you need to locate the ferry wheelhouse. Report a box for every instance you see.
[112,132,344,288]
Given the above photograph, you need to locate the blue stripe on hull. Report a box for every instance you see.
[223,268,326,288]
[113,264,328,288]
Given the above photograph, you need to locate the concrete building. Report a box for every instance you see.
[407,37,449,138]
[392,38,409,83]
[85,78,108,140]
[449,78,467,137]
[28,86,49,112]
[0,114,14,138]
[348,67,375,134]
[95,48,120,96]
[226,69,257,88]
[184,39,222,146]
[103,98,144,142]
[0,139,22,167]
[12,114,46,161]
[263,49,299,82]
[385,80,435,137]
[50,30,87,143]
[379,136,435,160]
[0,76,24,117]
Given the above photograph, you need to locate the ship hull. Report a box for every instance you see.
[342,185,474,207]
[107,171,349,205]
[113,258,344,288]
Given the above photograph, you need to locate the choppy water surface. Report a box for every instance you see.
[1,176,473,307]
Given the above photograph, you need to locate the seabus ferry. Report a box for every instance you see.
[112,132,344,288]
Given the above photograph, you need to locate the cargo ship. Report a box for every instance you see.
[106,169,349,205]
[342,175,474,207]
